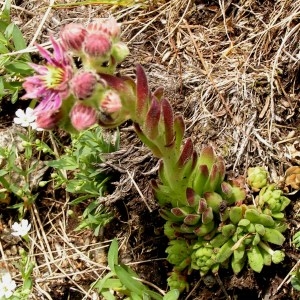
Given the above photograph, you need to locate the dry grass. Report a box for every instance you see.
[1,0,299,299]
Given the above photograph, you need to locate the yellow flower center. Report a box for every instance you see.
[44,66,64,89]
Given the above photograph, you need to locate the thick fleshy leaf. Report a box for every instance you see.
[186,188,197,207]
[244,209,275,227]
[193,165,210,195]
[215,239,234,263]
[202,207,214,224]
[204,192,223,213]
[262,228,285,245]
[177,138,193,168]
[197,146,216,171]
[197,198,207,214]
[171,207,194,217]
[174,115,185,151]
[229,206,243,224]
[221,224,236,237]
[136,64,149,116]
[162,98,175,147]
[153,87,164,100]
[247,245,264,273]
[194,221,215,236]
[184,214,201,226]
[145,97,161,140]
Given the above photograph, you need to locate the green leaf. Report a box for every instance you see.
[108,238,119,273]
[0,76,4,98]
[262,228,285,245]
[101,289,117,300]
[47,157,78,170]
[11,24,27,51]
[5,61,32,74]
[0,0,11,23]
[163,289,180,300]
[114,265,146,296]
[291,274,300,291]
[247,245,264,273]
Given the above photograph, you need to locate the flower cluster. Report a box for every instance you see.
[21,18,130,132]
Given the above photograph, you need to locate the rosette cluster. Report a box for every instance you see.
[22,18,130,132]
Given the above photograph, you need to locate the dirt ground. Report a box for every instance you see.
[1,0,300,299]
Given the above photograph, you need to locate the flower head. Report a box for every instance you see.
[70,103,98,131]
[70,71,99,100]
[0,272,17,299]
[22,37,73,115]
[60,23,87,52]
[83,33,112,57]
[11,219,31,237]
[35,110,62,130]
[100,90,122,113]
[87,18,121,39]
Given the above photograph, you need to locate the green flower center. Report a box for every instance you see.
[44,66,64,89]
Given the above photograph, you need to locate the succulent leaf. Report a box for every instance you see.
[174,115,185,152]
[229,206,243,224]
[247,245,264,273]
[215,239,235,263]
[204,192,223,213]
[262,228,285,245]
[145,97,161,140]
[194,221,215,237]
[162,98,175,147]
[210,234,231,248]
[136,64,149,117]
[247,166,269,191]
[202,207,214,224]
[221,224,236,237]
[177,138,194,168]
[184,214,201,226]
[244,208,275,227]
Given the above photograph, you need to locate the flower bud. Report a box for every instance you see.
[70,71,98,100]
[87,18,121,39]
[60,23,87,52]
[36,110,61,130]
[70,103,98,131]
[100,90,122,113]
[111,42,129,63]
[84,33,111,57]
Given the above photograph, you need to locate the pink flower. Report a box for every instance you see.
[70,103,98,131]
[35,110,62,130]
[87,18,121,39]
[60,23,87,52]
[100,91,122,113]
[70,71,98,100]
[22,37,73,114]
[83,33,112,57]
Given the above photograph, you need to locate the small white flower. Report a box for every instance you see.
[14,107,36,127]
[0,272,17,299]
[11,219,31,237]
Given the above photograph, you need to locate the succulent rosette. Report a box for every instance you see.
[247,166,269,191]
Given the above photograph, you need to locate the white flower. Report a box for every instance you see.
[14,107,36,127]
[11,219,31,237]
[0,272,17,299]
